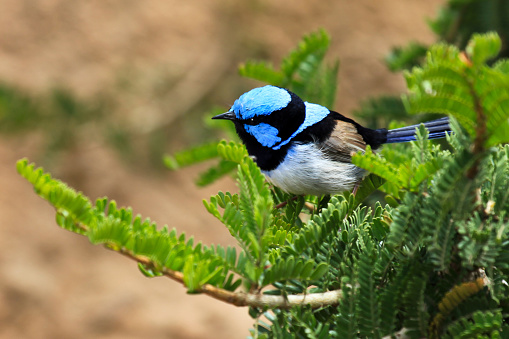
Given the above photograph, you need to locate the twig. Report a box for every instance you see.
[115,246,342,309]
[464,63,487,180]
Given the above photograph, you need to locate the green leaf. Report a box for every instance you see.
[386,42,428,72]
[405,32,509,148]
[309,262,329,281]
[466,32,501,65]
[281,29,330,80]
[196,159,237,186]
[163,142,219,170]
[239,61,285,85]
[351,174,385,207]
[352,147,403,187]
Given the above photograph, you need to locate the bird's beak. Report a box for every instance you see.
[212,111,237,121]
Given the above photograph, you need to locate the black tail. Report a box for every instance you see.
[384,117,450,144]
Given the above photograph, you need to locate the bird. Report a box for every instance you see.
[212,85,450,196]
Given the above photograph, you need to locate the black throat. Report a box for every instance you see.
[236,127,292,171]
[234,90,307,171]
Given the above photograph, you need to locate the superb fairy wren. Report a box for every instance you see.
[212,85,450,196]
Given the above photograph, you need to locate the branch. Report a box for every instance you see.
[115,245,342,309]
[55,202,342,309]
[463,52,487,180]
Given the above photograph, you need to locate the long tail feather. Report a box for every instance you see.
[385,117,450,144]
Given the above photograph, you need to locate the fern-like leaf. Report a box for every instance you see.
[405,32,509,147]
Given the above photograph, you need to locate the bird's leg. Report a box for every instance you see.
[352,182,361,196]
[274,196,299,209]
[275,196,316,213]
[303,202,316,213]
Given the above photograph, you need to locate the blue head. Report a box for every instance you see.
[230,86,292,121]
[212,85,331,169]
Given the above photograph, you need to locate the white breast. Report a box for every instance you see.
[263,143,366,196]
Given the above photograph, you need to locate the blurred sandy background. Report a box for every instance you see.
[0,1,443,338]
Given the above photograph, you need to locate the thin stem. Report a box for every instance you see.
[465,71,487,180]
[114,246,342,309]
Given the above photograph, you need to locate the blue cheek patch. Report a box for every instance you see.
[231,85,291,119]
[272,102,329,150]
[245,123,281,148]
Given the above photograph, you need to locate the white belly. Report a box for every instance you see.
[263,143,366,196]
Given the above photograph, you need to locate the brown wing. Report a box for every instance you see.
[320,120,366,163]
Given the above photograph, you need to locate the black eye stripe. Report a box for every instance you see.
[242,116,267,125]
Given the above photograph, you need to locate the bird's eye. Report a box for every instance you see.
[249,118,255,123]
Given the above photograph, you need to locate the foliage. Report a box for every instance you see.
[428,0,509,59]
[17,139,331,295]
[0,84,106,161]
[17,24,509,339]
[164,29,340,186]
[239,29,339,109]
[405,32,509,147]
[388,0,509,73]
[364,0,509,135]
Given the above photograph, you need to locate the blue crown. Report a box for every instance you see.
[230,85,291,120]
